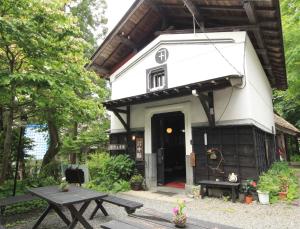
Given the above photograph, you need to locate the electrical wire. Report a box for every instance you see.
[216,87,234,122]
[187,8,243,77]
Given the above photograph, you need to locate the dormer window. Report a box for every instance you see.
[146,65,167,92]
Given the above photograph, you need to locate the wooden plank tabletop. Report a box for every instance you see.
[29,185,107,206]
[101,208,240,229]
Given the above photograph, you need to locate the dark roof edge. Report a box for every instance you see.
[275,0,287,90]
[88,0,141,66]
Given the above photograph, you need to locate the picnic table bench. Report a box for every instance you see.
[101,208,240,229]
[90,195,143,219]
[199,180,240,203]
[0,194,39,228]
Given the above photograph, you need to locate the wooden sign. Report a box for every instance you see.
[190,152,196,167]
[135,137,144,161]
[108,144,126,151]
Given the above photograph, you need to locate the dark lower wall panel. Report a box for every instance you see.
[192,125,275,183]
[109,131,145,176]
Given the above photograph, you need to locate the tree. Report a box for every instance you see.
[68,0,108,57]
[0,0,108,182]
[274,0,300,128]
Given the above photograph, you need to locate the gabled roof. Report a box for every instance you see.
[274,114,300,136]
[88,0,287,90]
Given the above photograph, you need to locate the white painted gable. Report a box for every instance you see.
[110,32,246,100]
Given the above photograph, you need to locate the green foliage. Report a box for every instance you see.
[0,0,109,174]
[3,199,47,216]
[68,0,108,56]
[85,152,134,193]
[0,176,57,199]
[130,174,143,184]
[0,176,57,216]
[39,160,61,181]
[274,1,300,128]
[257,162,299,203]
[291,154,300,162]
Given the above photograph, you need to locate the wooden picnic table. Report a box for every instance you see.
[101,208,240,229]
[29,185,107,229]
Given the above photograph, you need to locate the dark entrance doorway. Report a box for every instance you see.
[151,111,186,187]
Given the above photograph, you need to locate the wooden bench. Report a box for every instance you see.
[0,194,39,228]
[101,208,240,229]
[89,195,143,220]
[199,180,240,203]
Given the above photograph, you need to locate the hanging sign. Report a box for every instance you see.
[135,137,144,161]
[108,144,126,151]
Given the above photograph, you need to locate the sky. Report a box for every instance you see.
[105,0,135,33]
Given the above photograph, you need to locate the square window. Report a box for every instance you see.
[146,65,167,92]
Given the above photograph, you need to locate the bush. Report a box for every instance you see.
[290,154,300,162]
[257,162,299,203]
[130,174,143,184]
[85,152,134,193]
[0,176,58,216]
[39,160,61,181]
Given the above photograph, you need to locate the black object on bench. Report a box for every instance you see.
[0,194,39,228]
[90,195,143,220]
[199,180,240,203]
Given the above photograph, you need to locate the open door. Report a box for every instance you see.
[152,116,165,185]
[152,112,186,187]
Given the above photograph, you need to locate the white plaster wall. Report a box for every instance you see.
[109,32,275,134]
[244,36,275,133]
[110,89,252,132]
[110,32,246,100]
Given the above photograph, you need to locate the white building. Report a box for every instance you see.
[88,0,286,191]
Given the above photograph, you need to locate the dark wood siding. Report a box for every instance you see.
[192,125,275,183]
[109,131,145,176]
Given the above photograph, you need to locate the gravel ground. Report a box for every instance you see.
[6,190,300,229]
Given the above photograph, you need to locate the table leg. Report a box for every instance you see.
[89,199,108,220]
[67,201,92,229]
[32,205,52,229]
[51,204,71,225]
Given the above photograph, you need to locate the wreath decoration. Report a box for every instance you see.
[206,148,225,174]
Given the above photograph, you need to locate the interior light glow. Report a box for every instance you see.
[166,128,173,134]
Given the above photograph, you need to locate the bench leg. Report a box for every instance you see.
[231,187,236,203]
[32,205,52,229]
[89,200,108,220]
[125,208,135,215]
[200,185,205,199]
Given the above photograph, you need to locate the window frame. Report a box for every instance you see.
[146,64,168,92]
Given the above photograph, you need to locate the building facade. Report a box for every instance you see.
[89,0,286,190]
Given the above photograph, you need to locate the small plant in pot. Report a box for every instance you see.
[173,199,187,228]
[130,174,143,191]
[244,179,257,204]
[59,177,69,192]
[257,173,271,205]
[278,176,289,200]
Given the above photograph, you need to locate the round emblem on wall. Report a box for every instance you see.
[155,48,169,64]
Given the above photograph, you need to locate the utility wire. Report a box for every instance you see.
[191,13,243,77]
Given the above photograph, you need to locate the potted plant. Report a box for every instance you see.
[257,173,271,204]
[278,176,289,200]
[59,177,69,192]
[244,179,257,204]
[173,200,187,228]
[130,174,143,191]
[239,180,247,203]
